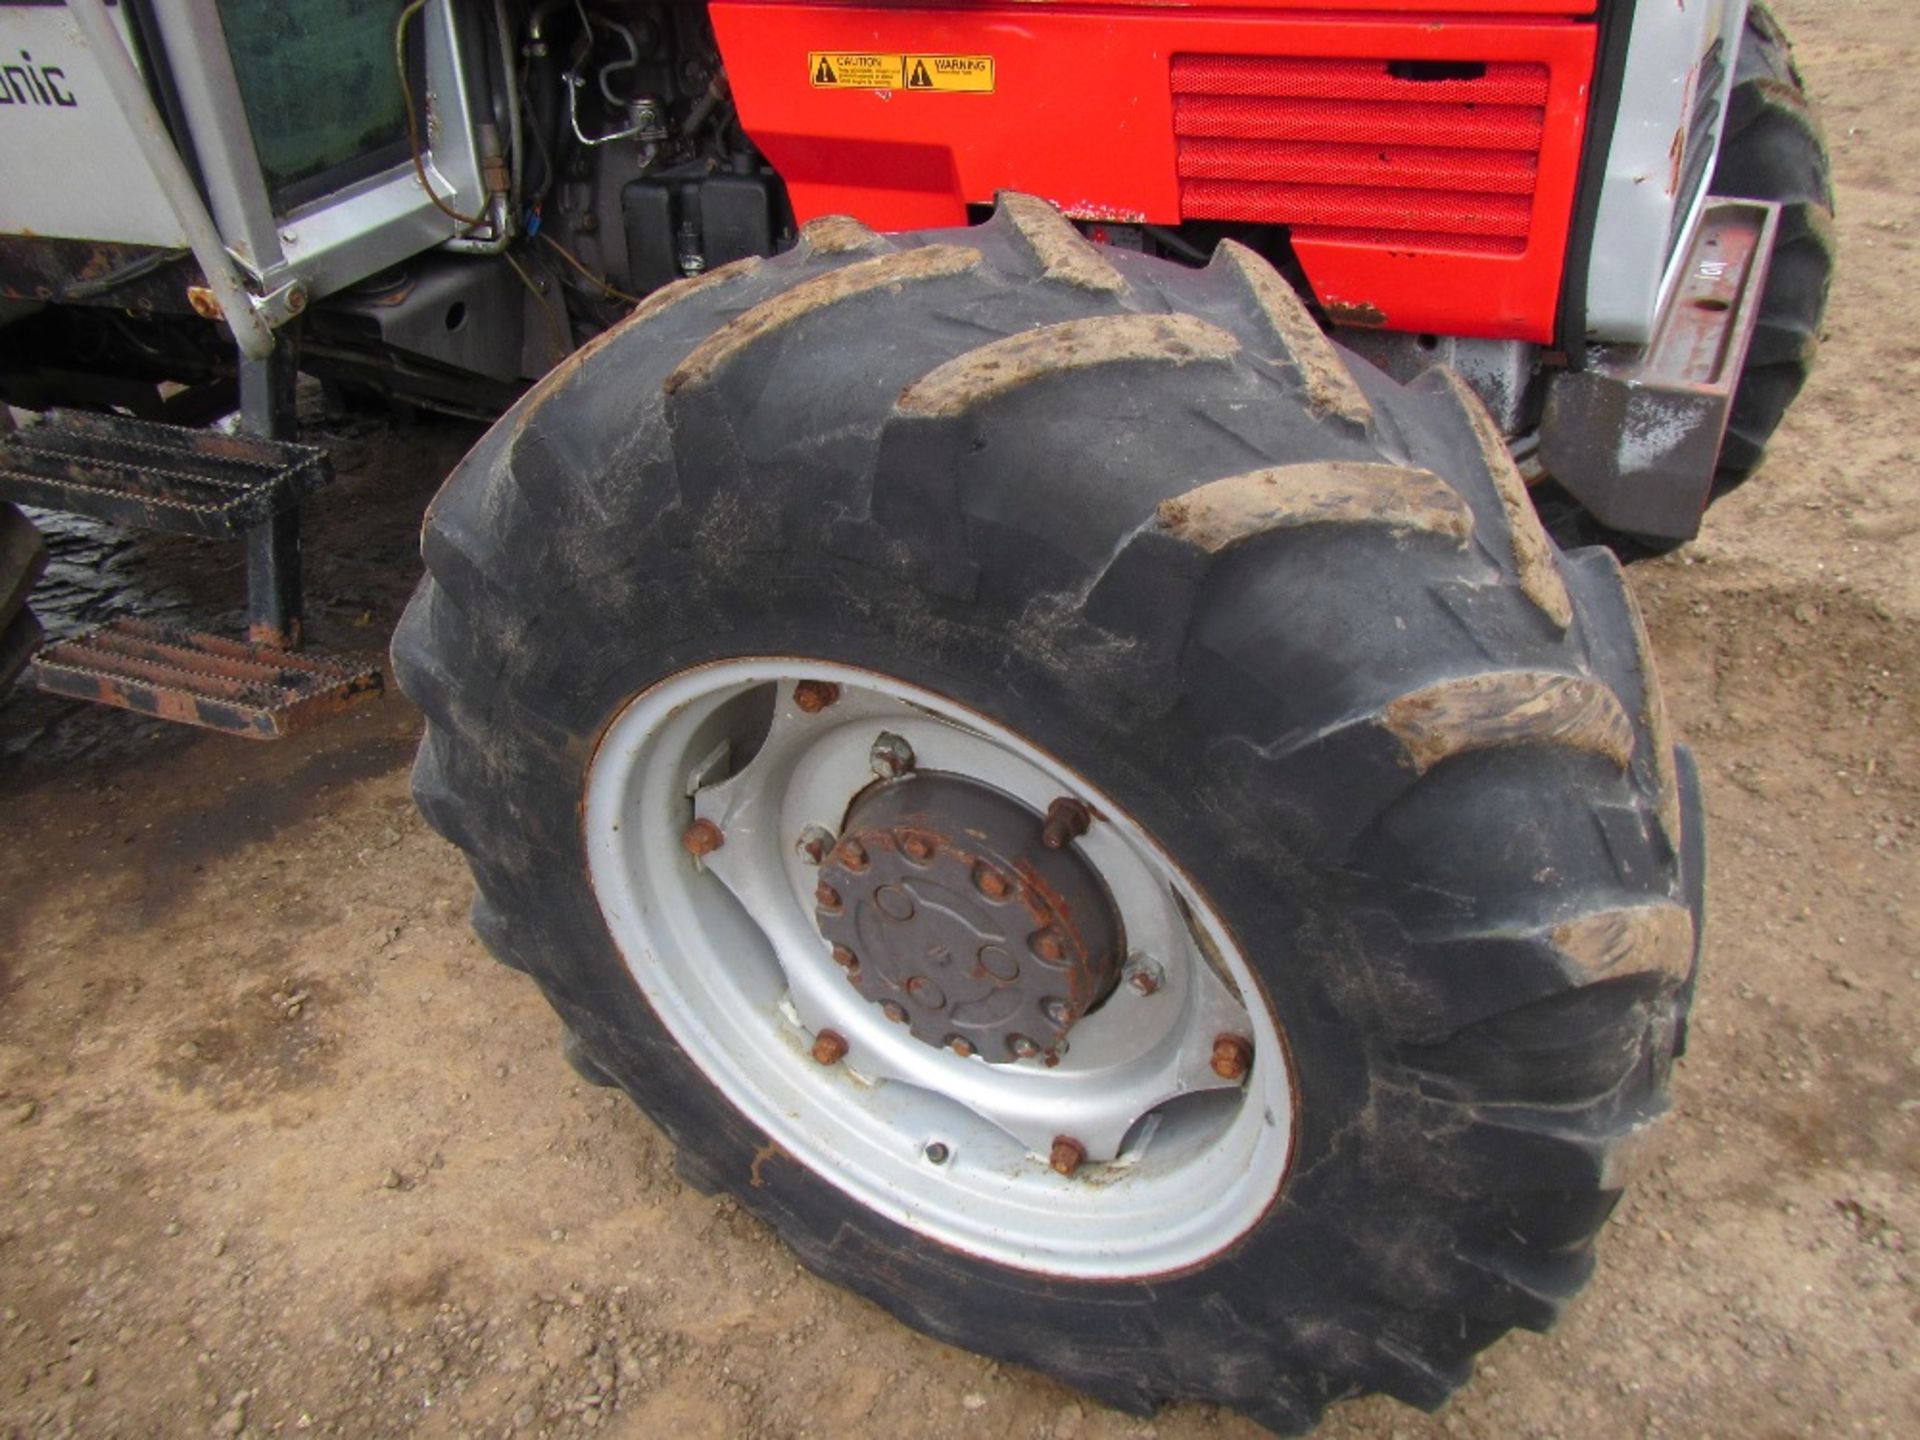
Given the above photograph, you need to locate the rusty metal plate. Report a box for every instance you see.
[0,409,330,538]
[31,619,382,739]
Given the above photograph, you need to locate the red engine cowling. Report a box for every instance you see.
[709,0,1598,342]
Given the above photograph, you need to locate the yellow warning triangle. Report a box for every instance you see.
[908,59,932,88]
[815,57,836,84]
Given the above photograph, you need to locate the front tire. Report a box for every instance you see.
[394,198,1702,1431]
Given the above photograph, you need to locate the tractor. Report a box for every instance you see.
[0,1,1832,1431]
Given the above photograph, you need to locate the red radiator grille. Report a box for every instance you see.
[1172,55,1550,255]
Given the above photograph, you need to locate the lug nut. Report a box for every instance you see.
[870,731,915,780]
[1008,1034,1040,1060]
[945,1035,975,1059]
[811,1030,848,1066]
[973,863,1012,900]
[830,944,858,971]
[1125,957,1164,996]
[1040,797,1092,851]
[835,838,870,872]
[793,680,840,714]
[796,824,835,865]
[881,1001,909,1024]
[815,882,842,913]
[1049,1136,1086,1177]
[1042,997,1076,1026]
[900,832,934,863]
[1211,1033,1254,1082]
[1030,930,1066,962]
[681,818,724,857]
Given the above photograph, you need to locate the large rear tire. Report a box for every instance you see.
[393,197,1702,1432]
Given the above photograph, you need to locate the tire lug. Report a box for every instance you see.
[1008,1034,1040,1060]
[796,824,835,865]
[1048,1136,1086,1177]
[1211,1033,1253,1082]
[836,837,870,871]
[945,1035,974,1059]
[1125,957,1164,996]
[1040,797,1092,850]
[792,679,840,713]
[881,1001,909,1024]
[681,818,724,857]
[1042,997,1075,1026]
[829,944,858,972]
[1029,929,1066,962]
[815,881,843,913]
[869,731,915,780]
[811,1030,848,1066]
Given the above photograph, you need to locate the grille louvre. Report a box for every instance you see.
[1172,54,1550,256]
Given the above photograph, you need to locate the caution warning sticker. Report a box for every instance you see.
[807,51,994,93]
[904,54,995,93]
[809,53,904,89]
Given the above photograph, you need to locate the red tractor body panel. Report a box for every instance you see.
[711,1,1598,342]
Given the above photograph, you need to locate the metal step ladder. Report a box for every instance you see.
[0,349,382,738]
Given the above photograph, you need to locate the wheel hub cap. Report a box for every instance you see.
[814,773,1123,1062]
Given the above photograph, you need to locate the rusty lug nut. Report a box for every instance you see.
[796,824,835,865]
[1049,1136,1086,1177]
[792,679,841,714]
[811,1030,848,1066]
[1008,1034,1040,1060]
[830,945,858,971]
[945,1035,975,1059]
[1042,997,1076,1026]
[1030,930,1066,962]
[870,731,916,780]
[901,832,934,863]
[1211,1034,1254,1082]
[836,838,870,872]
[815,881,842,913]
[973,863,1012,900]
[681,818,724,857]
[1125,957,1164,996]
[1040,797,1093,851]
[881,1001,909,1024]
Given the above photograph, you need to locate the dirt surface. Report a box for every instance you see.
[2,3,1914,1435]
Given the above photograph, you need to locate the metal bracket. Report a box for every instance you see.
[1539,197,1781,541]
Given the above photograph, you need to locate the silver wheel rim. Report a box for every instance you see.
[583,658,1295,1278]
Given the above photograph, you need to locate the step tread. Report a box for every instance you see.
[0,410,331,537]
[32,619,381,738]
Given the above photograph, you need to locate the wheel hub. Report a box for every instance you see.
[814,773,1123,1062]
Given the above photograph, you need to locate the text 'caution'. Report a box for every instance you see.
[809,52,995,93]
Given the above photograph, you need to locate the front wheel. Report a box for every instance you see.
[394,196,1703,1432]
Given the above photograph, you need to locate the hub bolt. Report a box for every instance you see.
[1042,997,1076,1026]
[681,818,724,857]
[815,882,843,913]
[1040,797,1093,851]
[836,838,870,872]
[796,824,835,865]
[1049,1136,1086,1177]
[792,680,840,714]
[869,731,916,780]
[1030,930,1066,962]
[1125,957,1164,996]
[901,833,934,862]
[1211,1033,1254,1082]
[881,1001,909,1024]
[973,863,1012,900]
[811,1030,848,1066]
[945,1035,975,1058]
[830,944,858,971]
[1008,1034,1040,1060]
